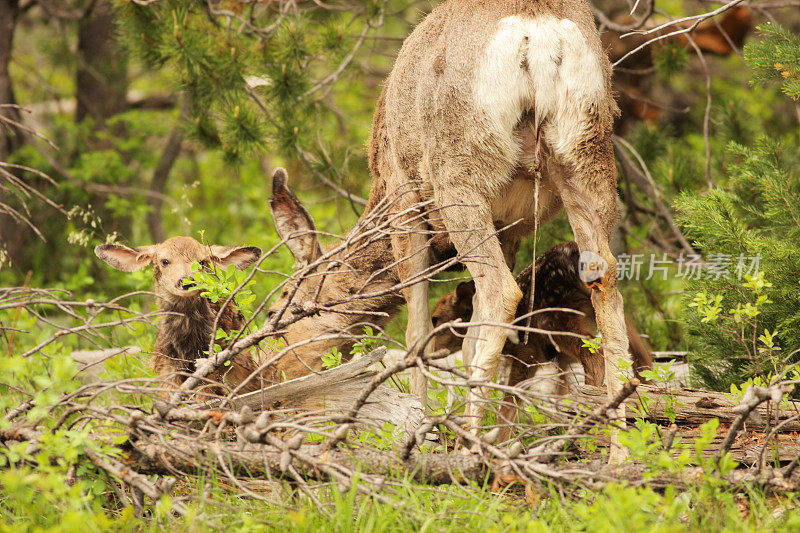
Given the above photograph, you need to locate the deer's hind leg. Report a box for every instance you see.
[543,135,629,463]
[390,190,433,408]
[429,177,523,430]
[536,74,629,464]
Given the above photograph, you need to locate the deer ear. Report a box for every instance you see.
[454,281,476,303]
[209,246,262,270]
[269,167,322,269]
[95,243,155,272]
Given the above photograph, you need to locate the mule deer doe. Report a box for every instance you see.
[95,236,262,395]
[270,0,630,461]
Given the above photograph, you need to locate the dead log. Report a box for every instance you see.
[128,436,486,485]
[556,384,800,465]
[575,427,800,465]
[561,384,800,433]
[125,435,798,493]
[202,347,426,435]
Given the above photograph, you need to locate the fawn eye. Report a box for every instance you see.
[199,259,209,268]
[161,259,170,267]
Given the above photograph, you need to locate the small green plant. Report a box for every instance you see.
[640,361,678,385]
[350,326,380,357]
[617,420,666,468]
[688,272,784,378]
[616,357,633,381]
[639,361,683,423]
[187,260,257,310]
[582,336,602,354]
[322,347,343,369]
[351,422,401,451]
[689,290,724,323]
[211,328,239,363]
[726,366,798,406]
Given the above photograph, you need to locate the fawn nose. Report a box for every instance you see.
[180,276,197,290]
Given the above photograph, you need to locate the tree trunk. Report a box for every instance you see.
[0,0,26,265]
[0,0,23,160]
[76,0,132,241]
[76,0,127,125]
[146,124,184,243]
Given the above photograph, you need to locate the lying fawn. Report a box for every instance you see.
[431,241,654,391]
[265,169,404,382]
[430,242,652,440]
[95,236,262,395]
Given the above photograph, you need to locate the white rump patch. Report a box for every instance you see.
[474,16,606,143]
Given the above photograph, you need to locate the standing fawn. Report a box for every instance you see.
[270,0,630,461]
[95,236,262,395]
[432,242,653,387]
[431,241,653,437]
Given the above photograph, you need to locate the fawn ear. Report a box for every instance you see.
[269,167,322,269]
[209,246,262,270]
[454,281,476,303]
[95,243,155,272]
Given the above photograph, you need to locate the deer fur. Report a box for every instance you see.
[431,241,654,388]
[370,0,628,452]
[95,236,263,395]
[270,0,630,460]
[428,242,653,442]
[266,169,404,382]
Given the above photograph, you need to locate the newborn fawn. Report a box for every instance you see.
[95,236,262,396]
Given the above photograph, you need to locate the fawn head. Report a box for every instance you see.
[431,281,476,353]
[95,236,261,301]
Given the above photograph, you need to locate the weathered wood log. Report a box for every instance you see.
[125,435,798,493]
[692,431,799,465]
[128,436,486,485]
[559,384,800,433]
[546,384,800,465]
[201,347,426,434]
[575,428,800,465]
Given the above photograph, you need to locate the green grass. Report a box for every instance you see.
[65,479,800,531]
[2,455,797,533]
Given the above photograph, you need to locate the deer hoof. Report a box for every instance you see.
[586,279,605,292]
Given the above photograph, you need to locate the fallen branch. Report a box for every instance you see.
[85,447,188,516]
[562,384,800,433]
[128,437,486,485]
[720,385,786,455]
[125,435,799,494]
[204,347,425,434]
